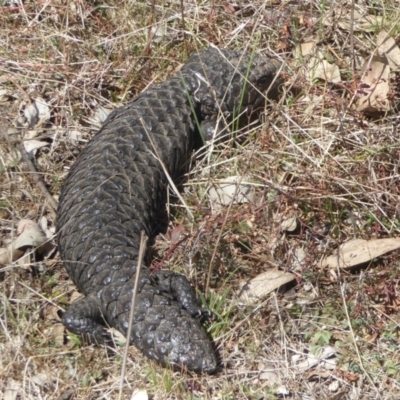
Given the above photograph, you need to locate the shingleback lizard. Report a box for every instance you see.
[56,47,282,373]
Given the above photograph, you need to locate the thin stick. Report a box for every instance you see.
[140,117,195,221]
[350,0,356,86]
[118,231,148,400]
[18,143,58,214]
[205,145,256,295]
[180,0,186,49]
[337,265,382,399]
[144,0,156,56]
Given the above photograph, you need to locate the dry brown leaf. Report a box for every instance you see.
[328,380,340,393]
[0,219,54,265]
[70,290,83,303]
[319,238,400,269]
[22,139,48,159]
[15,97,50,129]
[168,225,184,244]
[65,129,84,144]
[297,42,316,58]
[31,373,49,387]
[50,323,65,347]
[18,219,39,234]
[42,304,62,321]
[0,145,21,173]
[0,247,25,265]
[0,87,9,102]
[131,390,149,400]
[276,386,290,396]
[324,11,383,33]
[151,23,168,44]
[293,346,337,373]
[208,176,254,211]
[357,55,390,113]
[4,379,22,400]
[259,364,280,382]
[13,227,47,249]
[238,269,296,305]
[16,252,32,268]
[307,369,331,379]
[88,105,112,130]
[377,30,400,69]
[293,247,307,271]
[308,57,341,83]
[281,215,298,232]
[341,371,360,382]
[110,327,126,345]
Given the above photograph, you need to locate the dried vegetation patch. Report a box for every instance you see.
[1,1,400,399]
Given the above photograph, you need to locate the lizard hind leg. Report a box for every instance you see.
[62,294,112,345]
[152,270,212,321]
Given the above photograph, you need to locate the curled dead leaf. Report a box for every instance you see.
[0,87,10,102]
[292,247,307,271]
[208,175,254,212]
[238,269,296,305]
[259,365,279,382]
[293,346,337,373]
[31,373,49,387]
[297,42,316,58]
[42,303,62,321]
[18,219,39,234]
[281,215,298,232]
[0,219,54,265]
[377,30,400,69]
[319,238,400,269]
[50,323,65,347]
[0,247,25,265]
[4,379,22,400]
[14,228,47,249]
[357,55,390,113]
[0,146,21,173]
[22,139,48,159]
[131,390,149,400]
[87,105,112,130]
[308,57,341,83]
[15,97,50,129]
[110,327,126,346]
[151,23,169,44]
[70,289,83,303]
[323,11,383,33]
[65,129,84,144]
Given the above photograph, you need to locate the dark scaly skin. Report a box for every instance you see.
[56,48,281,373]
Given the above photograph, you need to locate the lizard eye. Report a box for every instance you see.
[257,76,270,87]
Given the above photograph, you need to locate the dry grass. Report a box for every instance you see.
[1,1,400,399]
